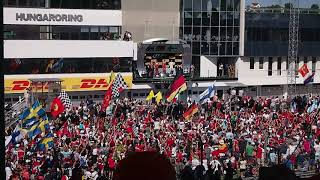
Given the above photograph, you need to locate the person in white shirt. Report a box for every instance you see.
[314,140,320,161]
[5,163,12,180]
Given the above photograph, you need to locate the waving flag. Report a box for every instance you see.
[166,75,187,102]
[19,100,46,129]
[50,97,65,118]
[199,84,216,104]
[38,133,54,151]
[112,73,128,98]
[183,103,199,121]
[155,91,163,104]
[299,64,315,85]
[102,84,113,110]
[107,71,116,89]
[146,90,155,101]
[23,116,49,138]
[59,91,72,109]
[9,125,26,146]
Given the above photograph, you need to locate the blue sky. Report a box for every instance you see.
[246,0,320,8]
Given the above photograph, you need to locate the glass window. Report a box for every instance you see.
[183,27,192,41]
[184,0,192,11]
[219,42,226,56]
[268,57,273,76]
[100,27,109,33]
[259,57,264,69]
[184,12,193,25]
[220,27,227,41]
[193,27,201,41]
[211,12,219,26]
[6,0,17,6]
[193,12,202,26]
[193,0,201,11]
[234,0,240,11]
[192,42,200,55]
[220,0,227,11]
[90,26,99,40]
[80,27,89,40]
[201,42,210,55]
[227,12,234,26]
[226,42,232,55]
[210,42,218,55]
[202,27,211,42]
[277,57,282,75]
[233,42,239,55]
[250,57,254,69]
[226,0,233,11]
[202,12,210,26]
[220,12,227,26]
[18,0,27,7]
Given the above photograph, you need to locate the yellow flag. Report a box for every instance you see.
[155,91,163,104]
[106,71,116,89]
[146,90,155,101]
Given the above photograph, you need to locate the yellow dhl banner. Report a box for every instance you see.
[4,75,132,94]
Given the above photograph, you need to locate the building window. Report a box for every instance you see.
[277,57,281,75]
[259,57,264,69]
[268,57,272,76]
[249,57,254,69]
[312,57,316,73]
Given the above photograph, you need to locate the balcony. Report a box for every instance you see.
[4,40,135,58]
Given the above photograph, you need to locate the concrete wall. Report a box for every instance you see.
[238,56,320,86]
[4,40,135,58]
[200,56,217,78]
[121,0,180,42]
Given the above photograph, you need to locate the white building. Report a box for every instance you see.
[3,0,320,104]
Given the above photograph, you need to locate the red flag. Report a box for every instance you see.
[183,103,199,121]
[166,75,187,102]
[102,85,112,110]
[50,97,64,118]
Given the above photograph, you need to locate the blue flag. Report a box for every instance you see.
[199,84,216,104]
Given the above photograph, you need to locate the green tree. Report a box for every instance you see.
[311,4,319,10]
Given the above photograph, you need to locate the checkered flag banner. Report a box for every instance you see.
[112,73,128,98]
[58,90,72,109]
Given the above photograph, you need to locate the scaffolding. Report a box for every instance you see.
[287,0,300,97]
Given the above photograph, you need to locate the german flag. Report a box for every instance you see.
[183,103,199,121]
[166,75,187,102]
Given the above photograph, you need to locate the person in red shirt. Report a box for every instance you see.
[108,155,116,179]
[256,144,264,166]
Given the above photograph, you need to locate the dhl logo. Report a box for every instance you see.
[11,81,50,91]
[80,79,109,88]
[9,79,111,91]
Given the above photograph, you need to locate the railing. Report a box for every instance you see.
[246,7,320,14]
[5,97,27,128]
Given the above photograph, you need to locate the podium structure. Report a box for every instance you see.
[29,78,63,112]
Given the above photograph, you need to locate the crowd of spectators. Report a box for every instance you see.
[5,94,320,180]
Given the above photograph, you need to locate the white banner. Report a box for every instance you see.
[4,7,122,26]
